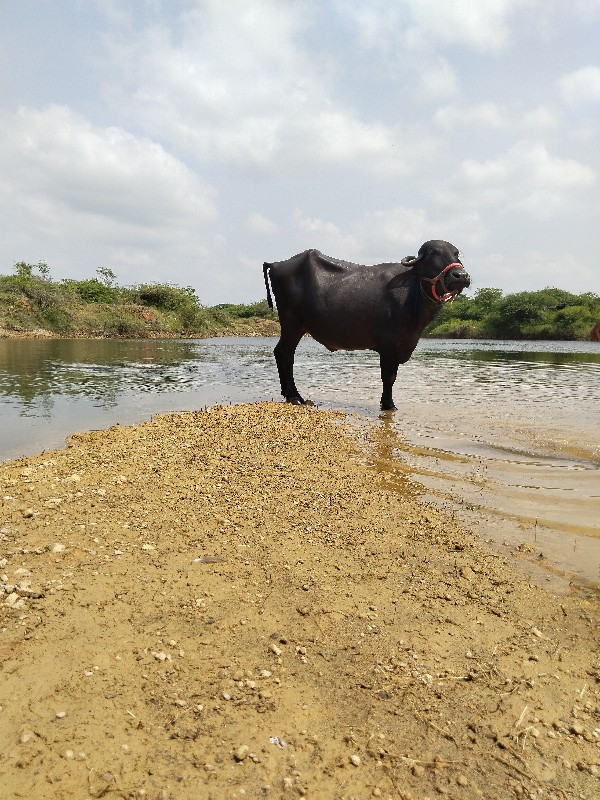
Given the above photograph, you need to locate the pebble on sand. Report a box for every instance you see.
[234,745,250,762]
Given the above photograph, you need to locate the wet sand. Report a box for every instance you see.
[0,403,598,800]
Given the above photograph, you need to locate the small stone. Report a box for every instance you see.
[222,692,232,701]
[45,499,63,509]
[412,764,425,777]
[349,754,361,767]
[55,711,67,719]
[20,729,34,744]
[5,593,24,609]
[152,651,169,662]
[63,749,74,759]
[259,690,272,700]
[234,745,250,762]
[570,722,585,736]
[269,643,282,656]
[457,774,468,786]
[174,699,186,707]
[372,789,382,798]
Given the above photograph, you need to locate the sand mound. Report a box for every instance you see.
[1,403,598,799]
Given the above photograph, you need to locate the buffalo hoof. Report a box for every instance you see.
[287,395,305,405]
[380,402,397,412]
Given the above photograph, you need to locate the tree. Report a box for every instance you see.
[96,267,117,287]
[13,261,51,280]
[13,261,34,279]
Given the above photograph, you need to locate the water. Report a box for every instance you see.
[1,336,598,587]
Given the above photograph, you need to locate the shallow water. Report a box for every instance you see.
[1,336,598,586]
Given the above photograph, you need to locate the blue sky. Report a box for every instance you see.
[1,1,599,303]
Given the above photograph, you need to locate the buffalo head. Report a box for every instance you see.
[403,240,471,302]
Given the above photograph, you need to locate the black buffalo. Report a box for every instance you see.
[263,239,470,410]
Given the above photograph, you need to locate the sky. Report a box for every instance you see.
[1,1,599,304]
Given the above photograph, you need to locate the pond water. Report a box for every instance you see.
[1,336,598,588]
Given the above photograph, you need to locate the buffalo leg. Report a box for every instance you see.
[379,352,399,411]
[274,327,305,404]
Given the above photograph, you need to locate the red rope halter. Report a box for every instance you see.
[429,262,464,303]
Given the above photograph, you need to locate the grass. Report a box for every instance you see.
[0,265,279,338]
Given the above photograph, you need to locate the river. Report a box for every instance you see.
[1,336,598,588]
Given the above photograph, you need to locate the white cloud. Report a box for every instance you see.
[246,212,279,235]
[0,104,220,284]
[434,101,507,130]
[522,106,560,131]
[461,141,596,219]
[405,0,519,52]
[101,0,427,177]
[292,211,360,255]
[359,208,430,251]
[434,102,562,135]
[289,206,482,266]
[1,105,217,228]
[341,0,544,53]
[558,66,600,107]
[419,59,459,101]
[463,142,595,189]
[486,249,596,293]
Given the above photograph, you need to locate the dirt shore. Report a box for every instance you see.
[0,318,280,340]
[0,403,598,800]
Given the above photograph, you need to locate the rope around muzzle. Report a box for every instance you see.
[421,262,465,303]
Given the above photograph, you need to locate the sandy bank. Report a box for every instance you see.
[0,319,280,340]
[0,403,598,800]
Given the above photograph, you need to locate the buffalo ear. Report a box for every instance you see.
[387,271,412,290]
[389,253,421,290]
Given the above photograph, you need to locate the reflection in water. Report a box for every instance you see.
[0,338,204,406]
[0,336,598,586]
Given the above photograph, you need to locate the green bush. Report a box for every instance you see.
[427,286,600,340]
[213,299,276,319]
[131,283,198,311]
[61,278,119,304]
[102,313,146,337]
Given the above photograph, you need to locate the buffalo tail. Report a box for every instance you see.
[263,263,274,309]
